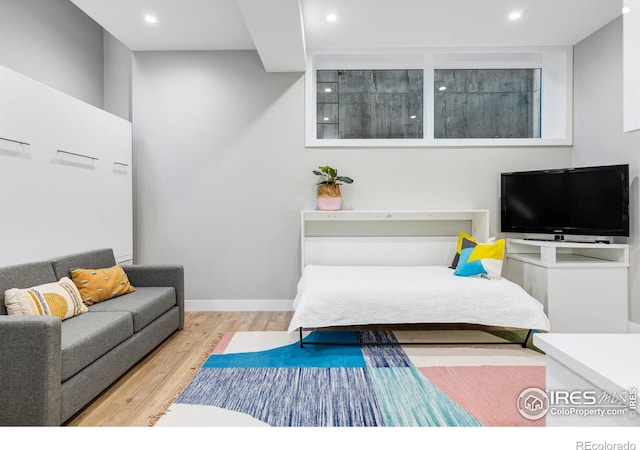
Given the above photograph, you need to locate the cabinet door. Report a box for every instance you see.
[0,67,45,265]
[39,88,105,258]
[103,113,133,263]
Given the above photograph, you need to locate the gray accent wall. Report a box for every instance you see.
[573,16,640,325]
[0,0,132,121]
[132,50,572,304]
[0,0,105,109]
[103,30,132,121]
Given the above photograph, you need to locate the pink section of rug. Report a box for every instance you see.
[212,332,234,354]
[420,365,546,427]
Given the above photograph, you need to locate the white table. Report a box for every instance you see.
[534,333,640,426]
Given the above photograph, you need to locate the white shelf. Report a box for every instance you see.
[507,238,629,268]
[302,209,489,223]
[301,209,489,269]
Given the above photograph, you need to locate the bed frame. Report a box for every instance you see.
[297,209,534,348]
[298,327,533,349]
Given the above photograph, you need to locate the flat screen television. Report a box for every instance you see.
[500,164,630,238]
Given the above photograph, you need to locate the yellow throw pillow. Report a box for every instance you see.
[71,265,135,306]
[4,277,88,320]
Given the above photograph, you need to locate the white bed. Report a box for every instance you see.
[289,210,551,339]
[288,264,550,333]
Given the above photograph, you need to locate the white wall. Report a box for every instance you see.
[132,50,572,306]
[573,16,640,326]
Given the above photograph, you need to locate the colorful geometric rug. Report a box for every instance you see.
[153,330,545,427]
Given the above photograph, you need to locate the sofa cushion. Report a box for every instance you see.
[0,262,58,315]
[61,311,133,382]
[86,286,176,332]
[4,277,87,320]
[70,265,135,306]
[50,249,117,281]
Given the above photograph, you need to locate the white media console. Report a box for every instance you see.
[504,239,629,333]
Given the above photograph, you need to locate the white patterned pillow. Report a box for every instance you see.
[4,277,88,320]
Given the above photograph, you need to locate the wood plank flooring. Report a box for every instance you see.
[64,311,526,426]
[65,311,293,427]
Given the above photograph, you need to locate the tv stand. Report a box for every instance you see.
[504,239,629,333]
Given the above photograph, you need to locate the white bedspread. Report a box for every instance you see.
[288,265,550,333]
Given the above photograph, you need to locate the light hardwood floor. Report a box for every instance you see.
[65,311,293,427]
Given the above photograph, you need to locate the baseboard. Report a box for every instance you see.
[185,299,294,311]
[628,321,640,333]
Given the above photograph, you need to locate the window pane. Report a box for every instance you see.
[317,69,423,139]
[434,69,541,139]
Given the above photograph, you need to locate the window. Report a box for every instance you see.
[434,69,541,139]
[305,48,571,147]
[316,69,423,139]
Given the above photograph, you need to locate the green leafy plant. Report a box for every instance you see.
[313,165,354,185]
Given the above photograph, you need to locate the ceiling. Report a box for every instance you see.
[70,0,623,72]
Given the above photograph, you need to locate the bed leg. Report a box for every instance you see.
[299,327,304,348]
[522,329,533,348]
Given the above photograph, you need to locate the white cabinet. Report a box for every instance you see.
[103,113,133,264]
[0,67,45,264]
[0,65,132,266]
[40,88,106,258]
[504,239,629,333]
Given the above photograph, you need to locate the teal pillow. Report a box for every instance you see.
[454,246,484,277]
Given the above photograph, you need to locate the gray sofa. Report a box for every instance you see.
[0,248,184,426]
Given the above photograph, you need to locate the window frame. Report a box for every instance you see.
[304,47,573,148]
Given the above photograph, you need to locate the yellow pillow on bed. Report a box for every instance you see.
[449,232,477,269]
[454,238,505,279]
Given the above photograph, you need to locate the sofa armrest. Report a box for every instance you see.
[123,265,185,330]
[0,316,62,426]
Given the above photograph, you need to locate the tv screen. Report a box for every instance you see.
[500,164,630,237]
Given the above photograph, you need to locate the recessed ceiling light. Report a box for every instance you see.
[324,88,332,93]
[326,14,337,22]
[622,6,631,14]
[410,115,417,119]
[439,86,447,91]
[323,117,330,121]
[144,15,157,24]
[508,11,522,21]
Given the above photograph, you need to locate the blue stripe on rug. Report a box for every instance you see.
[203,331,366,368]
[368,366,482,427]
[358,331,414,368]
[175,367,385,426]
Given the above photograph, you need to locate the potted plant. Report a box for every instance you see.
[313,165,354,211]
